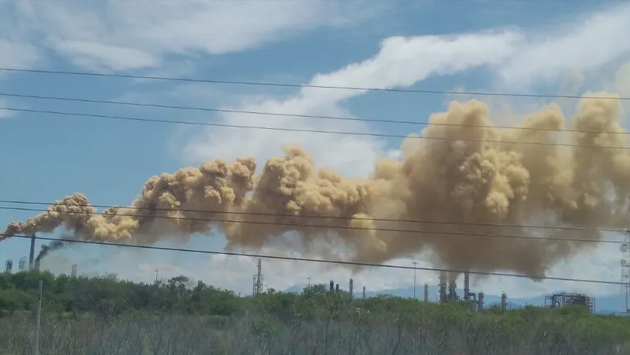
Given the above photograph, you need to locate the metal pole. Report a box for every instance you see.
[412,261,417,299]
[34,279,43,355]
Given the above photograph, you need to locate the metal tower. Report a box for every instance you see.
[621,229,630,313]
[28,235,36,270]
[412,260,418,299]
[252,259,264,296]
[18,257,26,271]
[5,259,13,273]
[423,283,428,302]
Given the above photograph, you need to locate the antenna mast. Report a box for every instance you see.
[252,259,263,296]
[621,229,630,313]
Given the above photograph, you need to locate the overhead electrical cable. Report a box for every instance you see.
[1,67,629,100]
[1,198,627,234]
[2,105,630,151]
[0,206,624,245]
[0,233,622,286]
[3,101,630,137]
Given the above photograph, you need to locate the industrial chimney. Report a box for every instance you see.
[478,292,484,311]
[18,257,26,271]
[335,283,339,293]
[5,259,13,273]
[423,283,429,302]
[464,271,470,301]
[439,271,447,303]
[447,279,457,301]
[71,264,77,277]
[329,280,334,292]
[28,234,36,270]
[362,286,366,299]
[501,292,507,311]
[349,278,354,298]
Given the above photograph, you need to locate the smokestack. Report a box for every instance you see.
[34,258,40,271]
[335,283,339,292]
[501,292,507,311]
[18,257,26,271]
[448,278,457,301]
[362,286,366,299]
[464,271,470,301]
[5,259,12,273]
[28,234,35,270]
[71,264,77,277]
[439,271,447,303]
[478,292,484,311]
[329,280,334,292]
[349,278,354,298]
[423,283,428,302]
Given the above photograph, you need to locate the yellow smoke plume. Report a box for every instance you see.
[3,94,629,278]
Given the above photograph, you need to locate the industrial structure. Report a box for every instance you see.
[28,234,36,270]
[423,283,428,302]
[439,271,448,302]
[437,270,485,311]
[349,278,354,298]
[18,257,26,271]
[545,292,596,313]
[621,229,630,313]
[71,264,77,277]
[5,259,12,273]
[252,259,264,296]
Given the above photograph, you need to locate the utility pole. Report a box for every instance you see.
[621,229,630,313]
[412,260,418,299]
[33,280,43,355]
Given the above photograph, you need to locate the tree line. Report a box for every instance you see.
[2,270,630,354]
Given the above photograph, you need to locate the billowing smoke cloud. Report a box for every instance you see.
[3,94,630,279]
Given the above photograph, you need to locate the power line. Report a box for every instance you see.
[1,233,623,286]
[3,100,630,137]
[3,104,630,151]
[1,198,626,234]
[0,205,623,245]
[0,68,628,101]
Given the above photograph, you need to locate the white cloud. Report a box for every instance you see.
[6,0,374,72]
[183,31,520,176]
[51,40,160,72]
[0,39,40,70]
[0,100,14,118]
[496,2,630,89]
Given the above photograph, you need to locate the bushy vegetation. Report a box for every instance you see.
[1,270,630,355]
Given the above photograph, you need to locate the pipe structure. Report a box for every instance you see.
[464,271,470,301]
[28,235,36,270]
[439,271,447,303]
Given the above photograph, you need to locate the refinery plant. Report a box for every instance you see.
[1,238,597,314]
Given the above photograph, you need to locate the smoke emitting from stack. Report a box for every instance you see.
[3,93,630,278]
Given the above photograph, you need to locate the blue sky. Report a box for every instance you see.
[1,0,630,301]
